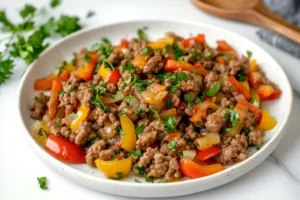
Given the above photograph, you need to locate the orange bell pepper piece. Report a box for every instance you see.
[115,39,129,51]
[34,70,70,90]
[165,60,208,76]
[166,133,181,141]
[238,99,262,123]
[183,34,205,48]
[257,85,281,101]
[147,37,174,50]
[76,52,98,81]
[159,108,177,118]
[180,158,224,179]
[216,40,237,58]
[132,54,147,69]
[228,76,251,100]
[250,59,259,72]
[70,104,90,131]
[248,71,262,89]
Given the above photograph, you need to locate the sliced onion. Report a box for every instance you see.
[101,93,124,103]
[121,48,130,57]
[31,120,43,135]
[195,132,220,151]
[101,121,120,139]
[128,95,140,111]
[183,150,197,160]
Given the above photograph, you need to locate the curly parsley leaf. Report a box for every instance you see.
[247,50,252,58]
[0,59,14,84]
[140,47,153,55]
[37,177,47,190]
[137,26,148,40]
[206,81,221,97]
[86,11,95,18]
[50,0,61,8]
[20,4,36,19]
[0,10,16,32]
[162,115,177,133]
[168,138,177,151]
[133,149,142,158]
[235,71,246,82]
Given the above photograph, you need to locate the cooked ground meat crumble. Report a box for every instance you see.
[30,31,280,182]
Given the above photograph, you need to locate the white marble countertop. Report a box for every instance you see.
[0,0,300,199]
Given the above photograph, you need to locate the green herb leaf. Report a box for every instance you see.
[206,81,221,97]
[151,72,172,82]
[133,164,146,175]
[162,115,177,133]
[136,108,144,115]
[86,11,95,18]
[56,121,61,128]
[37,177,47,190]
[140,47,153,55]
[134,179,141,183]
[124,95,131,103]
[54,15,81,37]
[135,125,144,135]
[204,52,211,58]
[69,113,77,120]
[137,26,148,40]
[168,138,177,151]
[254,144,260,151]
[0,10,16,32]
[179,72,188,81]
[116,172,123,180]
[173,44,184,60]
[112,151,120,160]
[20,4,36,19]
[121,63,135,73]
[68,84,73,91]
[133,149,142,158]
[190,49,202,60]
[34,96,41,103]
[116,127,126,136]
[50,0,61,8]
[162,44,171,55]
[146,177,154,183]
[235,71,246,82]
[243,128,250,136]
[246,50,252,58]
[104,60,114,70]
[150,108,160,120]
[84,53,91,62]
[166,99,172,110]
[90,86,109,112]
[38,128,43,136]
[57,91,65,98]
[227,109,239,128]
[158,178,166,183]
[215,53,233,58]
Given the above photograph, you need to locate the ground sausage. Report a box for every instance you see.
[30,93,49,120]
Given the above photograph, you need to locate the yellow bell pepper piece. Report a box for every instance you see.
[250,59,259,72]
[226,107,246,137]
[70,104,90,131]
[258,109,277,130]
[250,88,260,108]
[97,59,111,80]
[214,92,225,104]
[64,63,77,72]
[132,55,147,69]
[120,115,136,152]
[147,37,174,50]
[241,80,250,91]
[95,158,132,179]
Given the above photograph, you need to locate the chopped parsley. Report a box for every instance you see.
[162,115,177,133]
[112,150,120,160]
[168,138,177,151]
[173,44,184,60]
[235,71,246,82]
[121,63,135,73]
[206,81,221,97]
[247,50,252,58]
[50,0,61,8]
[137,26,148,40]
[69,113,77,120]
[135,125,144,135]
[104,60,114,70]
[37,128,43,136]
[204,52,211,58]
[37,177,47,190]
[177,151,183,157]
[116,127,126,136]
[90,38,113,64]
[167,72,188,93]
[90,85,109,113]
[131,75,154,92]
[225,108,239,131]
[146,177,154,183]
[185,93,193,107]
[132,149,142,158]
[214,52,233,58]
[190,49,202,60]
[86,11,95,18]
[162,44,171,55]
[151,72,172,82]
[140,47,153,55]
[68,84,73,91]
[57,91,65,98]
[134,179,141,183]
[158,178,166,183]
[124,95,131,103]
[243,128,250,136]
[254,144,260,151]
[56,121,61,128]
[34,96,41,103]
[133,164,146,175]
[150,108,160,120]
[84,53,91,62]
[120,108,128,116]
[166,99,172,110]
[136,108,144,115]
[116,172,123,180]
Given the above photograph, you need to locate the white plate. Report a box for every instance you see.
[17,20,293,197]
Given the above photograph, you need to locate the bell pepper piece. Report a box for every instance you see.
[196,146,221,161]
[141,83,168,105]
[216,40,237,58]
[45,135,86,163]
[183,34,205,48]
[250,88,260,107]
[165,60,208,76]
[76,52,98,81]
[166,133,181,141]
[147,37,174,50]
[239,99,262,123]
[228,76,251,100]
[257,85,281,101]
[250,59,259,72]
[258,109,277,130]
[115,39,129,51]
[95,158,132,179]
[180,158,224,179]
[248,71,262,89]
[98,59,112,80]
[64,63,77,72]
[215,57,224,64]
[194,63,209,76]
[120,115,136,152]
[107,69,122,85]
[159,108,177,118]
[132,54,147,69]
[241,80,250,91]
[70,104,90,131]
[34,70,70,90]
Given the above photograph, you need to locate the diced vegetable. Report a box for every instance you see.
[250,88,260,108]
[98,59,111,80]
[101,92,124,103]
[107,69,122,85]
[190,101,210,122]
[44,135,86,163]
[257,85,281,101]
[115,39,129,51]
[120,115,136,152]
[180,158,224,179]
[194,132,220,151]
[216,40,237,58]
[241,80,250,91]
[196,146,221,161]
[183,34,205,48]
[166,133,181,141]
[76,52,98,81]
[32,120,48,146]
[70,104,90,131]
[250,59,259,72]
[182,150,197,160]
[228,76,251,100]
[48,79,63,119]
[248,71,262,89]
[132,54,147,69]
[238,99,262,123]
[141,84,168,105]
[215,57,224,64]
[95,158,132,179]
[258,109,277,130]
[147,37,174,49]
[34,70,70,90]
[159,108,177,118]
[165,60,208,76]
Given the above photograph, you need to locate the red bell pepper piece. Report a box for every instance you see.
[166,133,181,141]
[180,158,224,179]
[183,34,205,48]
[107,69,122,85]
[216,40,237,58]
[45,135,86,163]
[159,108,177,118]
[257,85,281,101]
[204,96,212,102]
[196,146,221,161]
[228,76,251,100]
[248,71,262,89]
[239,99,263,123]
[48,79,63,119]
[115,39,128,50]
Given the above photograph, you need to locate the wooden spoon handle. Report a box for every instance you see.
[251,1,300,43]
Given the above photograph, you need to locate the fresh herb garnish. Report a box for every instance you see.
[146,177,154,183]
[235,71,246,82]
[158,178,166,183]
[90,85,109,112]
[69,113,77,120]
[68,84,73,91]
[131,75,154,92]
[86,11,95,18]
[34,96,41,103]
[151,72,172,82]
[37,177,47,190]
[177,151,183,157]
[150,108,160,120]
[162,115,177,133]
[57,91,65,98]
[121,63,135,73]
[124,95,131,103]
[56,121,61,128]
[173,44,184,60]
[137,26,148,40]
[204,52,211,58]
[50,0,61,8]
[206,81,221,97]
[243,128,250,136]
[91,38,113,64]
[247,50,252,58]
[136,108,144,115]
[38,128,43,136]
[133,149,142,158]
[84,53,91,62]
[226,108,239,129]
[190,49,202,60]
[168,138,177,151]
[166,99,172,110]
[162,44,171,55]
[133,164,146,175]
[116,127,126,136]
[104,60,114,70]
[140,47,153,55]
[254,144,260,151]
[116,172,123,180]
[120,108,128,116]
[135,125,144,135]
[134,179,141,183]
[215,53,233,58]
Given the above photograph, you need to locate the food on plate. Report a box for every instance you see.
[29,30,280,182]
